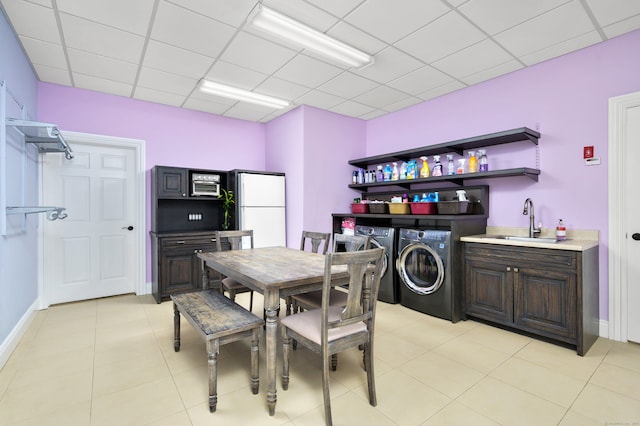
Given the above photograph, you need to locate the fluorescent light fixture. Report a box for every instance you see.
[199,80,290,109]
[249,5,373,69]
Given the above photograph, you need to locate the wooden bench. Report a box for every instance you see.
[171,289,264,412]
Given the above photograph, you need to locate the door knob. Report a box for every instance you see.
[122,225,134,231]
[633,233,640,241]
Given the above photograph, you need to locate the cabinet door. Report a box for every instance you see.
[514,267,577,341]
[157,167,188,198]
[161,248,201,295]
[465,258,513,324]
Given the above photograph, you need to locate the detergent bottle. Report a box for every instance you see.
[383,164,392,181]
[419,156,430,178]
[399,161,408,180]
[447,154,455,175]
[468,151,478,173]
[391,162,399,181]
[431,155,443,176]
[406,160,417,179]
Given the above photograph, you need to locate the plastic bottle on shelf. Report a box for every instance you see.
[357,168,364,184]
[478,149,488,172]
[391,162,399,181]
[431,155,443,176]
[468,151,478,173]
[556,219,567,241]
[406,160,417,179]
[399,161,408,180]
[457,158,466,174]
[383,164,392,181]
[419,156,430,178]
[376,165,384,182]
[447,154,455,175]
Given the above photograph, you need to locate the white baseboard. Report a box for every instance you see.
[599,319,610,340]
[0,300,38,369]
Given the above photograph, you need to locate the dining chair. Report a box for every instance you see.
[281,247,385,426]
[214,230,254,312]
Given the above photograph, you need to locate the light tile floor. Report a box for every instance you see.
[1,293,639,425]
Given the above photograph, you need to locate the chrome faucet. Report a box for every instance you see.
[523,198,542,238]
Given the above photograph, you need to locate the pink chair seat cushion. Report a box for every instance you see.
[281,305,367,345]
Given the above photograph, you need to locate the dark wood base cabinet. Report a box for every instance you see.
[151,232,221,303]
[464,243,599,356]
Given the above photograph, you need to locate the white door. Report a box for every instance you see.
[624,98,640,343]
[609,90,640,343]
[42,137,139,304]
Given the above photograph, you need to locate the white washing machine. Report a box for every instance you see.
[396,228,454,320]
[355,225,397,303]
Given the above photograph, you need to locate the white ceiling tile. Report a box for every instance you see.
[223,102,273,121]
[221,31,297,75]
[458,0,569,35]
[204,61,268,90]
[304,0,364,18]
[519,31,602,66]
[448,0,471,6]
[23,0,52,7]
[461,60,523,86]
[352,47,423,83]
[151,1,235,58]
[143,40,214,79]
[255,77,310,100]
[585,0,640,27]
[358,109,387,120]
[60,13,145,63]
[383,96,423,113]
[133,86,186,107]
[274,54,343,87]
[318,72,378,99]
[395,11,486,63]
[73,73,133,97]
[387,65,456,94]
[353,85,408,109]
[167,0,258,27]
[183,97,233,115]
[345,0,451,44]
[417,80,466,101]
[494,1,596,57]
[329,100,376,118]
[136,67,198,96]
[19,36,67,70]
[68,48,138,84]
[602,14,640,38]
[432,39,513,80]
[295,90,345,110]
[1,1,60,42]
[33,63,72,86]
[56,0,155,35]
[190,88,238,105]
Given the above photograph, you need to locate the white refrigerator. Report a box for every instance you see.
[237,172,286,248]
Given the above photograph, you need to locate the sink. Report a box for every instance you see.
[481,235,558,243]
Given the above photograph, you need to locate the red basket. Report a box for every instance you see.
[409,202,437,215]
[351,203,369,214]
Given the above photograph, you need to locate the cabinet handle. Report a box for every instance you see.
[514,267,519,273]
[506,266,511,272]
[176,240,186,245]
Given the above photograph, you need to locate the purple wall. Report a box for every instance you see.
[367,29,640,318]
[37,83,266,281]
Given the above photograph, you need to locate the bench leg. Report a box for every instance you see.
[173,302,181,352]
[250,328,260,395]
[207,339,220,413]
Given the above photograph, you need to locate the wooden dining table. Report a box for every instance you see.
[197,246,348,416]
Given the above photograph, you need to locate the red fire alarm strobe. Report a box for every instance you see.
[584,146,594,159]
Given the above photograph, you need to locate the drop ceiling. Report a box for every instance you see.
[2,0,639,123]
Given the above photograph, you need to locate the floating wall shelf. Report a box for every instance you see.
[5,118,74,160]
[7,206,68,221]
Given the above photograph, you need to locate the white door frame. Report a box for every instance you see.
[608,90,640,341]
[37,131,146,309]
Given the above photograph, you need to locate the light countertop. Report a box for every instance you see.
[461,226,599,252]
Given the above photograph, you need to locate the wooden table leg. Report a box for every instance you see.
[173,302,181,352]
[263,289,279,416]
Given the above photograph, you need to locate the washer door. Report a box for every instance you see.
[369,238,389,277]
[397,242,444,295]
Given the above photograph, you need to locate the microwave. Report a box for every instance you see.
[191,173,221,197]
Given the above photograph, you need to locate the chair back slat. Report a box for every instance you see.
[332,233,370,253]
[300,231,331,254]
[215,230,254,251]
[322,248,385,334]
